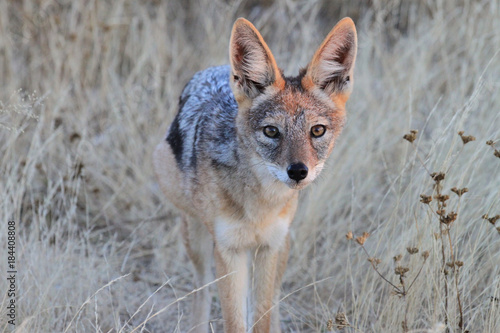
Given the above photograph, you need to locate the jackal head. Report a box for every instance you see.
[229,17,357,189]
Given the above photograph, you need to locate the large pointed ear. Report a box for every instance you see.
[302,17,357,97]
[229,18,284,105]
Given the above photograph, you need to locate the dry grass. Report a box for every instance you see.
[1,0,499,332]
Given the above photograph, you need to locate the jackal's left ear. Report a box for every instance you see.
[229,18,284,103]
[303,18,357,97]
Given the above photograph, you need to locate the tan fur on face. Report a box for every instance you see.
[331,93,349,113]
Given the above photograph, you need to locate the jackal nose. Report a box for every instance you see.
[287,162,308,181]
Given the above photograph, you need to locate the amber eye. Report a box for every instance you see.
[263,126,280,138]
[311,125,326,138]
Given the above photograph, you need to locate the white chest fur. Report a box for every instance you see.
[214,215,291,252]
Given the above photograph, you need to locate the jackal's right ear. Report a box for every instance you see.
[229,18,284,104]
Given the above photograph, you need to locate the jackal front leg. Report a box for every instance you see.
[251,244,281,333]
[214,245,249,333]
[271,233,290,333]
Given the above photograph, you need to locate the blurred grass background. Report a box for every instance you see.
[0,0,499,332]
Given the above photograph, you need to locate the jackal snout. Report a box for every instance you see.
[287,162,308,181]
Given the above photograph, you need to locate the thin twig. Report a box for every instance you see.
[410,142,433,177]
[436,185,449,330]
[400,275,409,333]
[407,258,428,292]
[360,245,403,294]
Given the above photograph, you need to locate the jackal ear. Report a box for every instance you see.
[303,17,357,97]
[229,18,284,102]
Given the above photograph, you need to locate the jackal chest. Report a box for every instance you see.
[213,214,291,252]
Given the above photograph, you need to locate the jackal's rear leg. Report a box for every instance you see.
[181,216,214,333]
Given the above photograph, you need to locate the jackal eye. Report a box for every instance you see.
[311,125,326,138]
[263,126,280,138]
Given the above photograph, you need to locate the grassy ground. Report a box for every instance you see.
[1,0,499,332]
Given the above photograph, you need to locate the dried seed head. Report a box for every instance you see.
[407,247,419,255]
[394,254,403,262]
[70,132,81,143]
[451,187,468,197]
[368,257,382,266]
[401,320,409,332]
[486,140,495,146]
[431,172,445,182]
[446,262,455,268]
[327,319,334,331]
[355,232,370,246]
[458,131,476,144]
[441,211,458,225]
[422,251,430,260]
[455,261,464,267]
[482,214,500,225]
[496,227,500,235]
[420,194,432,204]
[346,231,353,240]
[54,117,63,128]
[435,194,450,202]
[403,130,418,143]
[436,209,446,216]
[444,268,449,276]
[495,150,500,158]
[395,266,410,276]
[335,312,350,329]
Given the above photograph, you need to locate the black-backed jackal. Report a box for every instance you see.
[153,17,357,333]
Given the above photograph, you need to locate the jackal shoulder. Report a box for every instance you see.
[166,65,239,171]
